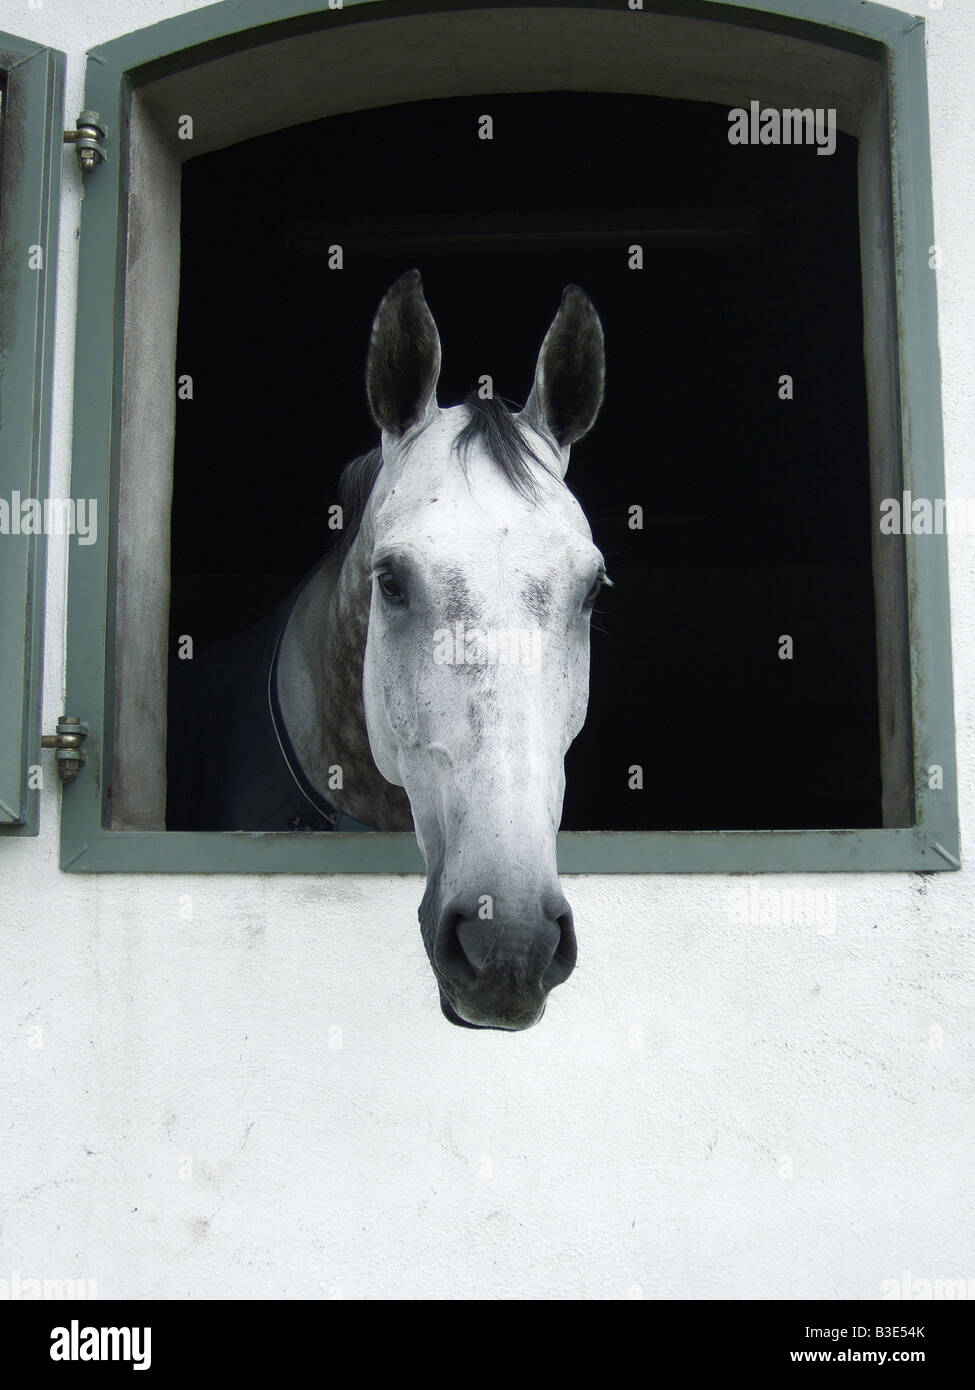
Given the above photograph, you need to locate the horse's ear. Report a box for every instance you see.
[366,269,441,437]
[521,286,604,462]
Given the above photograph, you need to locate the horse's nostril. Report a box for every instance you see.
[542,910,577,989]
[456,918,493,974]
[435,911,478,986]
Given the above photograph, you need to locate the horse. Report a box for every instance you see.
[169,270,606,1030]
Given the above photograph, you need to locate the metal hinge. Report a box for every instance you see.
[64,110,107,172]
[41,717,89,784]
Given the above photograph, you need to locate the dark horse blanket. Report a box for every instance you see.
[166,583,375,833]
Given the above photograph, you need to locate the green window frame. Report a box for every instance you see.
[0,33,65,836]
[61,0,959,873]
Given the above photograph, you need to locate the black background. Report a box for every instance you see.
[169,91,882,832]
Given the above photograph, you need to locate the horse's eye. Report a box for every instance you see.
[377,569,405,604]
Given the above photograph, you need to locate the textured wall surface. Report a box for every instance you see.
[1,0,973,1299]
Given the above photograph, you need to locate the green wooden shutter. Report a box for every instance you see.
[0,34,66,833]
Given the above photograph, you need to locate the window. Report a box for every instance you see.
[169,89,878,834]
[61,0,959,872]
[0,32,65,836]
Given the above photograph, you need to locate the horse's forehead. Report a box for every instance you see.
[375,410,589,549]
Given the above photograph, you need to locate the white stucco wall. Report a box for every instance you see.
[2,0,973,1300]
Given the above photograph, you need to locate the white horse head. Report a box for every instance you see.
[357,271,606,1029]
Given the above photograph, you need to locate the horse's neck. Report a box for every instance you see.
[276,550,413,831]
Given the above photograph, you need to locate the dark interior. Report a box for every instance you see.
[167,89,882,832]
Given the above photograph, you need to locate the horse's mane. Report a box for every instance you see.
[335,446,383,564]
[335,393,554,562]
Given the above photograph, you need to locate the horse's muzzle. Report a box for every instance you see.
[433,895,577,1030]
